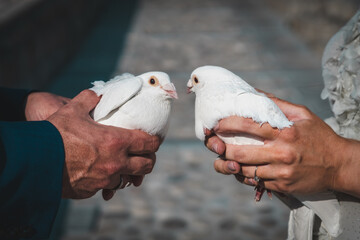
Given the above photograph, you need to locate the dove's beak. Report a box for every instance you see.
[186,79,193,94]
[162,83,178,99]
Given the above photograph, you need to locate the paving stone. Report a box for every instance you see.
[149,231,177,240]
[218,218,238,231]
[162,218,188,230]
[258,217,278,228]
[239,224,268,238]
[124,225,141,236]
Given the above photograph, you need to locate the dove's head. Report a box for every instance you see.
[187,65,235,94]
[137,71,178,99]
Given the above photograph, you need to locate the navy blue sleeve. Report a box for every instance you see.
[0,87,33,121]
[0,121,65,239]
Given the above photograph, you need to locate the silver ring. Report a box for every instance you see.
[110,176,123,191]
[254,166,260,182]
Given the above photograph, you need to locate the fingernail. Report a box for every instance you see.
[126,182,132,187]
[227,161,236,172]
[212,143,219,154]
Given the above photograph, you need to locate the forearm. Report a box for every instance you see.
[333,137,360,198]
[0,121,65,239]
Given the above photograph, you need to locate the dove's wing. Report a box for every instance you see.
[92,76,143,121]
[234,92,292,129]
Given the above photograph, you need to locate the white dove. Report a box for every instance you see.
[187,65,292,145]
[187,65,342,239]
[90,71,177,137]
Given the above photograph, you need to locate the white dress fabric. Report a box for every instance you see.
[286,10,360,240]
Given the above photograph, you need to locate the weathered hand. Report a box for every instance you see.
[47,90,160,200]
[25,92,71,121]
[205,96,360,198]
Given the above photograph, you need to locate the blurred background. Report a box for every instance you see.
[0,0,358,239]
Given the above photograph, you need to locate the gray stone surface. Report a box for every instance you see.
[60,0,338,239]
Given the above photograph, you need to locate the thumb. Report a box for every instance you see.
[71,90,100,113]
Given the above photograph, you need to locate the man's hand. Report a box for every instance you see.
[25,92,70,121]
[47,90,160,200]
[205,96,360,198]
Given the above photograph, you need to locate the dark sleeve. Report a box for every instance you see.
[0,120,65,239]
[0,87,33,121]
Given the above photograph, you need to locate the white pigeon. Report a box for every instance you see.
[187,65,292,145]
[187,65,342,239]
[90,71,178,137]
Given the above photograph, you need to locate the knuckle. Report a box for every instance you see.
[278,167,294,181]
[98,178,111,189]
[103,133,124,152]
[278,147,296,164]
[226,147,243,161]
[282,126,299,142]
[103,162,120,176]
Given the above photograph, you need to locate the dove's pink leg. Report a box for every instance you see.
[254,186,272,202]
[254,186,265,202]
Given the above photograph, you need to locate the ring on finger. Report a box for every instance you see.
[254,166,261,182]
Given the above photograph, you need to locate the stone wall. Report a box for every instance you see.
[266,0,359,57]
[0,0,107,89]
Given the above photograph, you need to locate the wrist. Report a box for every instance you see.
[332,137,360,198]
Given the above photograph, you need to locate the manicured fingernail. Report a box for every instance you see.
[227,161,236,172]
[212,143,219,154]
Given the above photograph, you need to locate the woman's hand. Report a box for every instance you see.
[205,96,360,198]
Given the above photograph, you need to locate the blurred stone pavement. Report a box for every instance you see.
[56,0,338,239]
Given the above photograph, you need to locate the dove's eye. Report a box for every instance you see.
[149,76,159,86]
[193,76,199,85]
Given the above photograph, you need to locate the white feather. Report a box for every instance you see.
[90,72,176,137]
